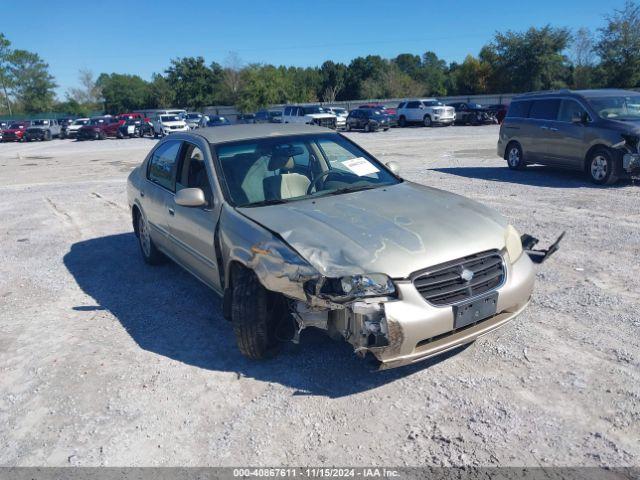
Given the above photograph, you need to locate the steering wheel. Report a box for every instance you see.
[307,171,332,195]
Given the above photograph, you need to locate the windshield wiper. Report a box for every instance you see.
[243,198,289,207]
[327,184,379,196]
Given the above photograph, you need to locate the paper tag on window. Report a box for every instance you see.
[342,157,380,176]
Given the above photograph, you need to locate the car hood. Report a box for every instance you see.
[305,114,336,119]
[3,128,24,133]
[603,119,640,134]
[161,121,187,127]
[238,182,508,278]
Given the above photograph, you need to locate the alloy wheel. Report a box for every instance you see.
[590,155,608,181]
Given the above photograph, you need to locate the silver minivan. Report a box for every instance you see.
[498,89,640,185]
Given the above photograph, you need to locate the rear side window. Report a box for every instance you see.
[147,140,182,191]
[529,99,561,120]
[506,101,532,119]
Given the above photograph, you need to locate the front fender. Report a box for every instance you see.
[219,205,319,301]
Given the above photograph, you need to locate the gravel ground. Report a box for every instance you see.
[0,126,638,467]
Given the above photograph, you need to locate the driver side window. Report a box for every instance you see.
[176,143,213,206]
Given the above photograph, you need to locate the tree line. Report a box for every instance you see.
[1,1,639,116]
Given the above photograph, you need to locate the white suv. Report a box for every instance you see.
[152,114,189,137]
[396,99,455,127]
[282,105,337,129]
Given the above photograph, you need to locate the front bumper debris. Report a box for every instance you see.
[521,231,565,264]
[623,153,640,174]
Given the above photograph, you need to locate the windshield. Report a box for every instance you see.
[32,120,50,126]
[587,95,640,120]
[9,123,25,129]
[269,111,282,117]
[160,115,181,122]
[213,133,400,207]
[302,106,325,115]
[422,101,443,107]
[73,119,89,126]
[89,118,106,125]
[186,113,201,119]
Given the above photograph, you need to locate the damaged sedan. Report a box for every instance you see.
[127,124,560,369]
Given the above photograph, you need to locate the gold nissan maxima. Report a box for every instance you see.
[127,124,560,369]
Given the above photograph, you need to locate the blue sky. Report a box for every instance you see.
[1,0,622,97]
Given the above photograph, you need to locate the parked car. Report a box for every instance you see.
[282,105,337,129]
[359,104,398,127]
[498,89,640,185]
[76,116,121,140]
[396,99,455,127]
[117,113,144,123]
[486,104,509,124]
[236,113,256,125]
[152,114,190,137]
[24,119,61,141]
[255,109,283,123]
[346,108,390,132]
[118,118,143,138]
[61,118,89,139]
[1,121,30,142]
[185,112,205,129]
[127,124,563,368]
[206,115,232,127]
[323,107,348,129]
[448,102,497,125]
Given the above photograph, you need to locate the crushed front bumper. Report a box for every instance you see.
[623,153,640,175]
[371,252,535,370]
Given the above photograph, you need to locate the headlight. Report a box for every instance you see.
[340,273,395,298]
[505,225,523,264]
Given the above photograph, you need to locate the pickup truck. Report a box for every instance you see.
[282,105,337,129]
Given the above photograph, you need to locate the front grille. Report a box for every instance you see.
[412,250,505,306]
[314,117,337,129]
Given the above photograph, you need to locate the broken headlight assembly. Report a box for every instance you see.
[305,273,396,302]
[505,225,523,264]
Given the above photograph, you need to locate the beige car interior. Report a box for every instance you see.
[263,152,311,201]
[176,145,212,204]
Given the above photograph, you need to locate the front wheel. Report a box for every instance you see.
[587,148,619,185]
[231,268,282,359]
[423,115,432,127]
[364,123,371,132]
[506,142,526,170]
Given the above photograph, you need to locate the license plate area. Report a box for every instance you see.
[453,292,498,329]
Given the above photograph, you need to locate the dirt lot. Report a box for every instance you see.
[0,126,638,467]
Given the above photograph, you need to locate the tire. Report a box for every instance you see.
[364,123,371,132]
[60,131,66,139]
[346,123,351,132]
[117,130,124,139]
[587,147,619,185]
[423,115,432,127]
[506,142,526,170]
[384,127,389,131]
[98,131,106,140]
[231,268,282,360]
[398,116,407,127]
[44,130,52,141]
[136,209,164,265]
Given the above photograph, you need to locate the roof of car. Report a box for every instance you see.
[194,124,334,144]
[514,88,636,99]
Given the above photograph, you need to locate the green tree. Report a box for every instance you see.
[393,53,422,79]
[8,49,57,113]
[571,27,597,88]
[595,1,640,88]
[319,61,347,102]
[448,55,492,95]
[96,73,149,113]
[481,26,572,92]
[420,51,448,95]
[0,33,13,115]
[165,57,224,109]
[146,73,175,108]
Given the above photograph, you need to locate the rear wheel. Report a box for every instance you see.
[231,268,283,359]
[136,209,164,264]
[506,142,526,170]
[587,147,619,185]
[398,116,407,127]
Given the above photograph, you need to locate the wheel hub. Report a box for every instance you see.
[591,156,607,180]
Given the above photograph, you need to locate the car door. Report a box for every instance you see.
[545,99,590,168]
[168,140,223,291]
[143,140,183,251]
[406,101,420,122]
[527,98,562,165]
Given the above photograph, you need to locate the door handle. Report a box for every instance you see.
[140,191,145,197]
[168,207,175,216]
[540,125,549,130]
[549,127,559,132]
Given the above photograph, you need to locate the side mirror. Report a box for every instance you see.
[175,188,207,207]
[571,114,583,124]
[386,161,401,176]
